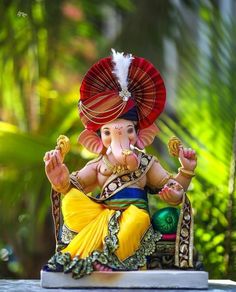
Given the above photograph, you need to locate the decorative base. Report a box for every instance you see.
[41,270,208,289]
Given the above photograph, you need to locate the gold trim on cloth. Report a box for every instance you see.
[50,189,61,246]
[61,224,77,244]
[174,193,194,268]
[71,152,156,203]
[51,153,156,245]
[100,153,155,200]
[101,152,143,189]
[70,173,85,190]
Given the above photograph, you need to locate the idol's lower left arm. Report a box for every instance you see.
[174,168,195,192]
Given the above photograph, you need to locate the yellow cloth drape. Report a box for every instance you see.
[61,188,150,261]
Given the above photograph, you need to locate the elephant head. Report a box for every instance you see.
[78,119,159,171]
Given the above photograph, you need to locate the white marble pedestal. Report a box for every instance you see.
[41,270,208,289]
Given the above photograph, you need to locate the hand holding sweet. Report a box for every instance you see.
[158,180,184,205]
[44,149,70,192]
[178,147,197,171]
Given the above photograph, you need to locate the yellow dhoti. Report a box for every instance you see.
[61,188,151,261]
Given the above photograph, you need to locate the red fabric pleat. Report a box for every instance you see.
[79,55,166,131]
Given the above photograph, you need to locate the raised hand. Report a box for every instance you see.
[179,147,197,171]
[158,180,184,205]
[44,149,70,192]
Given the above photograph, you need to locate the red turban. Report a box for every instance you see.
[79,52,166,131]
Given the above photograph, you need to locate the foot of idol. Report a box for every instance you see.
[93,261,112,272]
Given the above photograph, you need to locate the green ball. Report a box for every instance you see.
[152,207,180,234]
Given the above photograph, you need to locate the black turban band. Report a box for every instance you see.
[120,106,138,122]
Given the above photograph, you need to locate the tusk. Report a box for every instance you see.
[130,144,135,150]
[106,145,112,155]
[130,144,144,153]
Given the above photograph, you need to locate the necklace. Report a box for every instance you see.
[102,156,128,174]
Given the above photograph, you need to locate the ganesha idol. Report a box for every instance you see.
[42,50,197,279]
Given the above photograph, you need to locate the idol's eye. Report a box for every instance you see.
[103,130,110,136]
[127,127,134,134]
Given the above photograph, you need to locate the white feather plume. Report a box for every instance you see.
[111,49,133,90]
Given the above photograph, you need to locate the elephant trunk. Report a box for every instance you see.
[110,139,139,172]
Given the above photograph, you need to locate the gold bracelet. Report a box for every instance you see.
[178,167,195,178]
[52,180,71,194]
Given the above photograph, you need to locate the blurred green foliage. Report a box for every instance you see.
[160,5,236,279]
[0,0,235,280]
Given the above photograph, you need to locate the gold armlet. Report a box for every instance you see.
[70,172,85,191]
[158,172,174,188]
[178,167,195,178]
[75,175,85,190]
[52,180,71,194]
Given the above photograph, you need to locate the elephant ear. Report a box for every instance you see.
[78,129,103,154]
[136,124,159,149]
